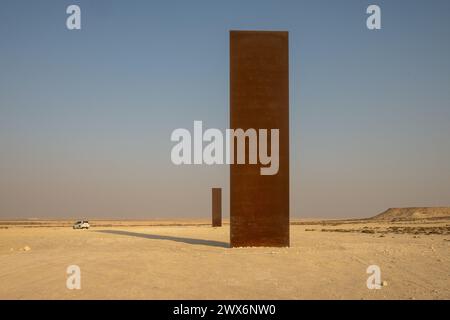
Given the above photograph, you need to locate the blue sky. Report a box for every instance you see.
[1,0,449,219]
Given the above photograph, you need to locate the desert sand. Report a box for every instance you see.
[0,217,449,300]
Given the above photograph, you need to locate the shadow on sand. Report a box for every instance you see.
[96,229,229,248]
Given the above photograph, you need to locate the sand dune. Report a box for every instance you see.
[371,207,450,221]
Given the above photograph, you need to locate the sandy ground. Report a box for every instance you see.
[0,220,449,299]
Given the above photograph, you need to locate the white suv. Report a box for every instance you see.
[73,220,90,229]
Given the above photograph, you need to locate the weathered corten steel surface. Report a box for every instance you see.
[212,188,222,227]
[230,31,290,247]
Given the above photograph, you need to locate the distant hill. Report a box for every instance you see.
[371,207,450,221]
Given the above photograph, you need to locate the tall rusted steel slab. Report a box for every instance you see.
[230,30,290,247]
[212,188,222,227]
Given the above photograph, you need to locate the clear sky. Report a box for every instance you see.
[1,0,449,219]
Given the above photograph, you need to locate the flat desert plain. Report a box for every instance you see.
[0,218,449,299]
